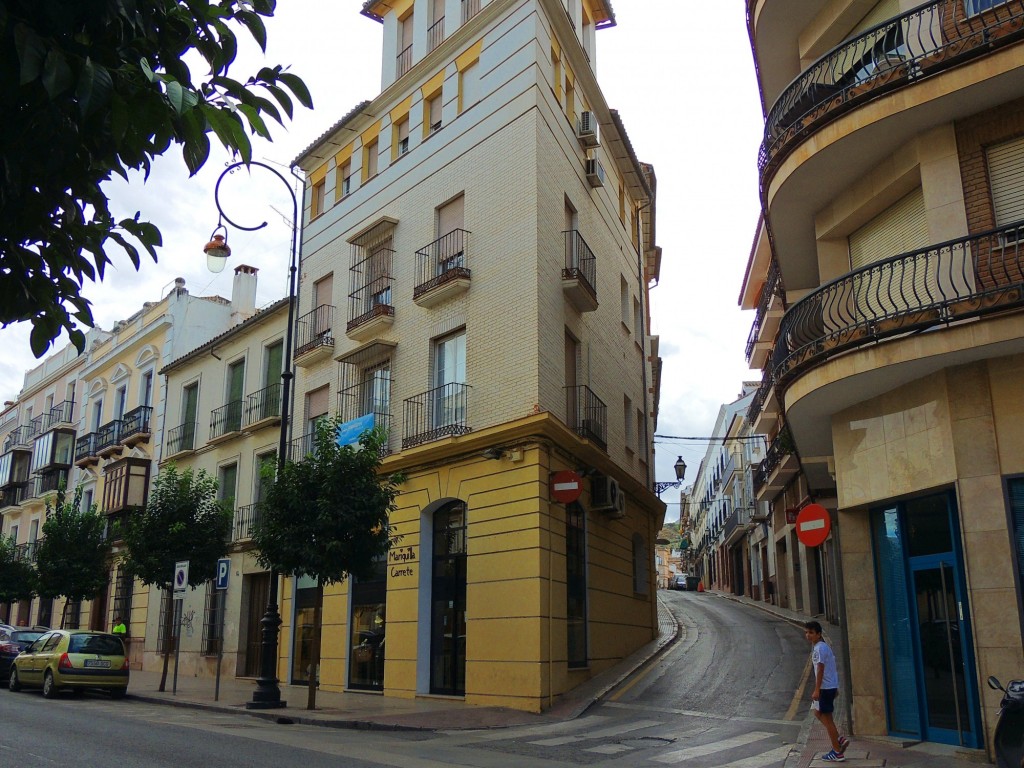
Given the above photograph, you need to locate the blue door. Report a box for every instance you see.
[871,492,981,747]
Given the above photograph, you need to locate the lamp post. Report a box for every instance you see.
[205,160,300,710]
[653,455,687,497]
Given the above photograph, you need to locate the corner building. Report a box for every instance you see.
[743,0,1024,756]
[288,0,665,711]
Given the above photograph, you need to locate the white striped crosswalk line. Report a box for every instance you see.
[715,744,794,767]
[450,714,613,740]
[652,731,777,763]
[529,718,662,746]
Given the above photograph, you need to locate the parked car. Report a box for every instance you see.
[672,574,688,590]
[8,630,129,699]
[0,629,47,682]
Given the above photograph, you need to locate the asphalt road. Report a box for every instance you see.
[0,593,810,768]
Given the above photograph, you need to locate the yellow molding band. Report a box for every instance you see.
[550,37,560,57]
[456,39,483,72]
[334,143,354,167]
[308,164,328,185]
[421,69,445,98]
[361,120,382,146]
[390,95,414,122]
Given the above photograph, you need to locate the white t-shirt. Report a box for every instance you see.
[812,639,839,690]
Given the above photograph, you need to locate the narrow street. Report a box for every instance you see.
[0,593,810,767]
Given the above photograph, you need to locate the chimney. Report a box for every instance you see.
[231,264,259,324]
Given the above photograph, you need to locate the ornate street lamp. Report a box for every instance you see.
[654,455,687,497]
[206,160,300,710]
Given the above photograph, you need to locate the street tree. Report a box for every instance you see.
[121,465,231,691]
[35,485,111,629]
[253,420,402,709]
[0,0,312,356]
[0,534,36,606]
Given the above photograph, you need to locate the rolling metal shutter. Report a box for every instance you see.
[987,134,1024,227]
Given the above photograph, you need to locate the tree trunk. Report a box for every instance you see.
[306,582,323,710]
[158,600,174,692]
[59,600,68,629]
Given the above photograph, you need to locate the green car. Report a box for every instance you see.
[8,630,129,699]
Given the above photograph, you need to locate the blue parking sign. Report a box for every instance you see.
[216,558,230,590]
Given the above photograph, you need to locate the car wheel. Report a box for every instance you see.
[8,667,20,692]
[42,671,58,699]
[109,687,127,700]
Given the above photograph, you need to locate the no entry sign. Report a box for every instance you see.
[795,504,831,547]
[550,470,583,504]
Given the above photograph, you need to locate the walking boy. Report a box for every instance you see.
[804,620,849,762]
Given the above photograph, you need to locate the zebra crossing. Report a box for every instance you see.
[455,713,798,766]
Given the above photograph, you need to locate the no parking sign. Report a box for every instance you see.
[173,560,189,598]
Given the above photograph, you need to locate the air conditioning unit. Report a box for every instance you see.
[576,111,599,148]
[591,474,621,513]
[585,157,605,188]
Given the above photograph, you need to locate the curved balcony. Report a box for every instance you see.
[768,220,1024,391]
[759,0,1024,186]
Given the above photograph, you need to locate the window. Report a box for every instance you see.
[115,385,127,419]
[1009,478,1024,634]
[458,60,479,113]
[429,0,445,51]
[140,370,154,408]
[218,463,238,513]
[565,75,575,125]
[397,9,414,77]
[83,489,94,513]
[92,397,104,431]
[434,331,467,428]
[633,297,643,340]
[437,195,466,272]
[566,502,587,667]
[312,177,326,218]
[633,533,649,595]
[201,582,222,656]
[180,382,198,449]
[987,135,1024,231]
[620,276,629,327]
[618,183,625,224]
[112,565,133,637]
[426,93,442,135]
[551,44,562,105]
[636,407,645,462]
[364,139,379,180]
[339,160,352,198]
[156,590,178,654]
[624,395,634,454]
[306,386,330,436]
[394,117,410,159]
[966,0,1007,14]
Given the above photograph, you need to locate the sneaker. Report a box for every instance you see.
[821,749,846,762]
[838,736,850,753]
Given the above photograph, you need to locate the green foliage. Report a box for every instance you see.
[35,485,111,602]
[122,465,231,589]
[253,420,402,584]
[0,0,312,356]
[0,534,36,603]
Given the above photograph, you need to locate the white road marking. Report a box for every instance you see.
[529,718,662,746]
[653,731,777,763]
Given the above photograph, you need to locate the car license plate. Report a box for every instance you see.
[84,659,110,668]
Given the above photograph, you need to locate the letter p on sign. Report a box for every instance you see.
[216,558,230,590]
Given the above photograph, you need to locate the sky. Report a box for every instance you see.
[0,1,765,521]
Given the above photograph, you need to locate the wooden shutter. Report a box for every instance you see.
[849,188,927,269]
[438,195,464,235]
[987,134,1024,227]
[306,386,329,422]
[314,274,333,308]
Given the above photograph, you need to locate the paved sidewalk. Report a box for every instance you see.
[710,590,988,768]
[123,595,680,732]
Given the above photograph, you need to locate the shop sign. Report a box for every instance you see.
[388,545,416,578]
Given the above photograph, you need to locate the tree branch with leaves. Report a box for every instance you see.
[0,0,312,355]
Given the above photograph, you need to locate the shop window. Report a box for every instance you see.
[566,501,587,667]
[633,533,649,595]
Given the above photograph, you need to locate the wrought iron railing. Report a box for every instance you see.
[4,424,37,450]
[295,304,335,356]
[760,0,1024,179]
[769,220,1024,392]
[233,503,263,541]
[754,426,795,491]
[403,383,471,449]
[0,484,27,509]
[414,230,470,300]
[338,382,392,456]
[288,431,317,462]
[245,384,281,426]
[462,0,481,23]
[563,230,597,299]
[35,467,68,496]
[397,44,413,77]
[564,384,607,450]
[75,432,98,461]
[210,401,243,439]
[344,252,391,331]
[121,405,153,441]
[166,422,197,455]
[95,419,124,453]
[746,261,783,361]
[428,16,445,51]
[14,540,40,563]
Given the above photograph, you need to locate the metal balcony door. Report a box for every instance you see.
[430,502,466,696]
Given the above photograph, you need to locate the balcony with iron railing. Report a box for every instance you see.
[14,540,40,563]
[74,431,98,466]
[0,483,27,509]
[338,384,392,456]
[30,400,75,436]
[564,384,607,450]
[402,383,471,449]
[244,384,282,429]
[348,276,395,339]
[94,419,124,457]
[120,405,153,446]
[233,502,263,542]
[745,262,784,367]
[34,467,68,497]
[296,304,335,363]
[428,16,445,51]
[759,0,1024,184]
[767,220,1024,398]
[165,422,197,459]
[210,401,243,442]
[754,426,800,501]
[3,424,37,452]
[413,230,471,307]
[462,0,481,23]
[397,44,413,78]
[562,230,597,312]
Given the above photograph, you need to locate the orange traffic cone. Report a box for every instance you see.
[697,581,705,593]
